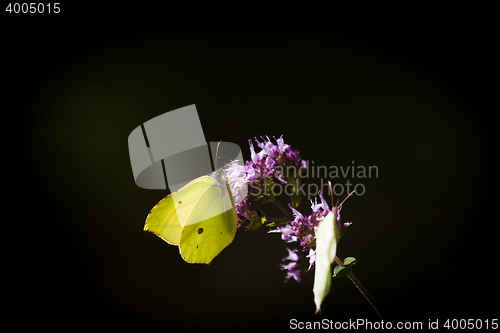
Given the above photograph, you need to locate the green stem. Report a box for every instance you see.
[335,256,384,320]
[273,200,293,220]
[265,217,290,222]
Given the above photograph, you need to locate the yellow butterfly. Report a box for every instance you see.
[144,167,238,264]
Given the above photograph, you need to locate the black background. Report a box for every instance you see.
[3,4,497,331]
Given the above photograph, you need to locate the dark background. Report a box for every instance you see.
[4,5,497,331]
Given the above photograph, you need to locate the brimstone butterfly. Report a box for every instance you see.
[313,210,340,313]
[144,166,238,264]
[313,187,355,313]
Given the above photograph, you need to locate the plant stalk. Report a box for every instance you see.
[335,256,383,320]
[273,200,293,219]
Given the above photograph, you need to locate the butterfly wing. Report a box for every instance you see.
[179,187,237,263]
[179,171,238,264]
[144,171,238,264]
[143,176,219,246]
[313,211,340,313]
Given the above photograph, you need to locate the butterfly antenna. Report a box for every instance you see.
[215,140,222,169]
[328,181,334,208]
[338,190,356,209]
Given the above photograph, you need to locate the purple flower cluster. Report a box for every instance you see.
[235,197,262,231]
[227,135,355,283]
[227,135,307,231]
[224,161,248,204]
[245,136,307,201]
[269,192,334,283]
[280,248,304,283]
